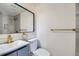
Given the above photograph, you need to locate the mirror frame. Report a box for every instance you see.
[14,3,35,32]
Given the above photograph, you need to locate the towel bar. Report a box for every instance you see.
[50,29,76,31]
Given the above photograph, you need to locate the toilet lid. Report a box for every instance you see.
[33,48,50,56]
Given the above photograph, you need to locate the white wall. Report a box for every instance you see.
[35,3,75,56]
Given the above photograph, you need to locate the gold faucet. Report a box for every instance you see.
[6,35,12,44]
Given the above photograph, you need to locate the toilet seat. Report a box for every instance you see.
[33,48,50,56]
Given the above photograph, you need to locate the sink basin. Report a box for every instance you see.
[0,40,29,55]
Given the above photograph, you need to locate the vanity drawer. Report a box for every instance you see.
[18,46,29,56]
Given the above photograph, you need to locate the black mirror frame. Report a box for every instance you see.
[14,3,35,32]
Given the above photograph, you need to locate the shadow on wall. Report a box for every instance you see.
[37,40,41,48]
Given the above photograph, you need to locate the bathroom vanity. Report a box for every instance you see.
[0,40,30,56]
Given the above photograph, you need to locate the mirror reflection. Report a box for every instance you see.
[0,3,34,34]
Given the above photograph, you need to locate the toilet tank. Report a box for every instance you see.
[28,38,38,52]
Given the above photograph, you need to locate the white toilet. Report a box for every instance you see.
[28,38,50,56]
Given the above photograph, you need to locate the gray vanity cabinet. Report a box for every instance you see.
[6,45,29,56]
[18,46,29,56]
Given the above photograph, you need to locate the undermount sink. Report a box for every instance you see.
[0,40,29,55]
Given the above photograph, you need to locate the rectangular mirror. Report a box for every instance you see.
[0,3,35,34]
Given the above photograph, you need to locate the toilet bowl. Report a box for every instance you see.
[33,48,50,56]
[28,38,50,56]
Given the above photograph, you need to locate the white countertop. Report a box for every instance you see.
[0,40,29,55]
